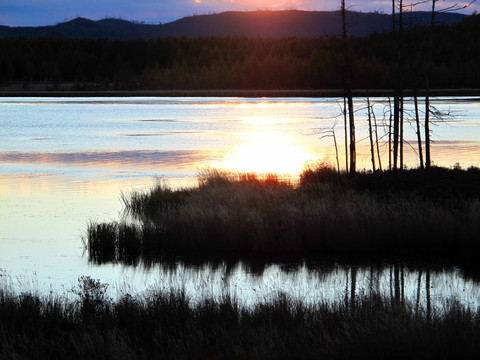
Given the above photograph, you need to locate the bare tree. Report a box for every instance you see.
[373,102,383,171]
[341,1,356,174]
[414,93,424,169]
[343,97,349,172]
[424,0,477,168]
[424,0,435,168]
[313,127,341,172]
[393,0,406,170]
[367,98,377,172]
[388,97,393,170]
[332,127,341,173]
[307,120,342,172]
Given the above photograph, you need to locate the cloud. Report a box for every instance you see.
[0,150,211,168]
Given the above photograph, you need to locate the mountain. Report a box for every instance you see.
[0,10,468,39]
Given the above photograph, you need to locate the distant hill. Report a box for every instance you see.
[0,10,468,39]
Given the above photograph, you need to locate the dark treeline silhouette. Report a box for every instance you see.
[0,14,479,90]
[0,11,466,39]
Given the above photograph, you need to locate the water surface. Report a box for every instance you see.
[1,96,480,308]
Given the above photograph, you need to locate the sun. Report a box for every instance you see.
[218,132,320,175]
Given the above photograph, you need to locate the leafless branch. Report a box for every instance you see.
[436,0,477,14]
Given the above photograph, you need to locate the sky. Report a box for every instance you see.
[1,0,478,27]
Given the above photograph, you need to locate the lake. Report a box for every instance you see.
[1,96,480,310]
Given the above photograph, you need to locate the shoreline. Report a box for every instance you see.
[1,87,480,98]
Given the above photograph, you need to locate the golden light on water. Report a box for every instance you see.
[217,132,321,174]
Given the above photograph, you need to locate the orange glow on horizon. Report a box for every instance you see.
[194,0,307,10]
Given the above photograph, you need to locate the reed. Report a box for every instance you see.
[86,166,480,265]
[87,221,118,262]
[1,280,480,359]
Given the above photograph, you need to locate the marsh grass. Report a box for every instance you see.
[86,166,480,265]
[1,280,480,359]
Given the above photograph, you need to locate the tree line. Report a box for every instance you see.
[0,13,478,91]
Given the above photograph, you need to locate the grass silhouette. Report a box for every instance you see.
[86,165,480,265]
[1,277,480,359]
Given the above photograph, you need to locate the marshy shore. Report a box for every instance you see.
[1,278,480,360]
[87,165,480,267]
[4,166,480,359]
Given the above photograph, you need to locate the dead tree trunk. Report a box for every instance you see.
[344,97,349,172]
[393,0,405,170]
[367,98,376,172]
[388,97,393,170]
[341,1,356,175]
[414,93,424,169]
[399,1,404,169]
[400,96,404,168]
[333,127,340,172]
[392,0,400,170]
[373,106,382,171]
[425,0,436,168]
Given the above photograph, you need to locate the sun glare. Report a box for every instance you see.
[218,133,320,175]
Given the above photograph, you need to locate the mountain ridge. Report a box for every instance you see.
[0,10,468,39]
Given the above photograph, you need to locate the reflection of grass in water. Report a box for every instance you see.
[86,165,480,265]
[1,277,480,359]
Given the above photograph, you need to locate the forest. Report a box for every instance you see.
[0,14,479,91]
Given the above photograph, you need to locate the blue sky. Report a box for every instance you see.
[1,0,478,26]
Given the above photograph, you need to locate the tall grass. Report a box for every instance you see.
[1,278,480,359]
[86,166,480,265]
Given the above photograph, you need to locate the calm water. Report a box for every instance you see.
[1,96,480,309]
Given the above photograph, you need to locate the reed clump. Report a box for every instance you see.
[1,280,480,359]
[86,166,480,264]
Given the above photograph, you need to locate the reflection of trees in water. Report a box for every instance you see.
[111,260,476,313]
[345,264,433,318]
